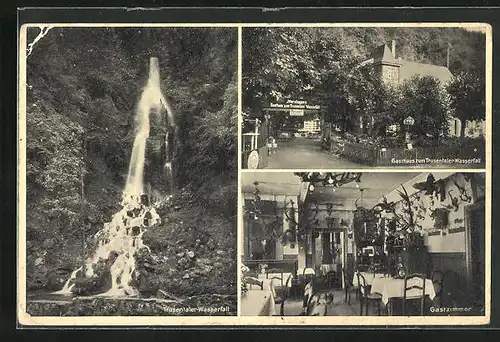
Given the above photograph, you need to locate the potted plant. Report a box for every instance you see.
[241,264,250,296]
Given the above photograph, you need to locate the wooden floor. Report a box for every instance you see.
[281,289,386,316]
[279,289,475,316]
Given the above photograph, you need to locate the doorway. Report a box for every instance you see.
[316,231,343,288]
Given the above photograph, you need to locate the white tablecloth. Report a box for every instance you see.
[352,272,390,287]
[297,268,315,276]
[319,264,335,276]
[370,277,436,305]
[258,273,293,288]
[241,290,276,316]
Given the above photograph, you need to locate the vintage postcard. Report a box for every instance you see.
[17,17,491,327]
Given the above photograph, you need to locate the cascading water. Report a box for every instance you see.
[124,57,166,198]
[55,57,173,296]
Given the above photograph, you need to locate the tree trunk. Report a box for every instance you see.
[460,119,467,138]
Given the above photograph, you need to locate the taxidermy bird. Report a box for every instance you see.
[442,190,459,212]
[413,173,439,196]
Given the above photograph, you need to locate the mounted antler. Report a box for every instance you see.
[453,179,472,203]
[442,190,459,212]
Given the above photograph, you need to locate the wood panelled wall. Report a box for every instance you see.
[428,252,467,288]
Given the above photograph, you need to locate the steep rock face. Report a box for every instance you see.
[132,246,160,297]
[27,238,81,291]
[144,128,177,198]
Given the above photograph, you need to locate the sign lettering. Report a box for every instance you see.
[269,100,321,110]
[289,109,304,116]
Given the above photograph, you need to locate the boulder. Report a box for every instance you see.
[70,253,118,295]
[42,238,56,250]
[135,269,159,298]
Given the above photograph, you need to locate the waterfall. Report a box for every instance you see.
[54,57,172,296]
[123,57,165,199]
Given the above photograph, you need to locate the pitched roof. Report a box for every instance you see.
[371,44,399,65]
[397,59,453,85]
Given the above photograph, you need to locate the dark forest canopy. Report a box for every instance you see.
[25,27,237,283]
[243,26,486,115]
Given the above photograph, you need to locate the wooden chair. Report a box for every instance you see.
[304,287,333,316]
[296,268,314,299]
[244,276,263,290]
[403,273,426,316]
[431,271,444,307]
[274,274,293,316]
[356,272,382,316]
[266,268,285,287]
[342,267,358,305]
[324,270,341,289]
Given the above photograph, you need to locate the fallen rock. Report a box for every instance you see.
[70,252,118,295]
[135,269,159,298]
[196,258,211,265]
[46,272,69,291]
[42,238,56,250]
[177,258,188,267]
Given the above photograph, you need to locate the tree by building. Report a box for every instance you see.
[447,70,486,138]
[396,75,450,144]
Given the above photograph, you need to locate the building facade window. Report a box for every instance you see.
[384,66,399,84]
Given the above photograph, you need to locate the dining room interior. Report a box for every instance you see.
[240,171,486,316]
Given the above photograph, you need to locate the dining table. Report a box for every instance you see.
[352,271,390,287]
[319,264,336,276]
[241,279,277,316]
[258,272,293,288]
[297,268,316,277]
[370,276,437,315]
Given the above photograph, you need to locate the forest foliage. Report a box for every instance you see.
[25,27,237,290]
